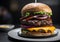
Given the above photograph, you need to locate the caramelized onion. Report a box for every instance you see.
[21,15,48,21]
[33,15,48,20]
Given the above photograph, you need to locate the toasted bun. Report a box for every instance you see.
[26,32,52,36]
[21,3,52,15]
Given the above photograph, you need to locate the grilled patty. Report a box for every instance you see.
[21,15,52,26]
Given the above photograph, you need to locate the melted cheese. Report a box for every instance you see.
[27,26,56,33]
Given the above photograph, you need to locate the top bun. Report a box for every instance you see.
[21,3,52,15]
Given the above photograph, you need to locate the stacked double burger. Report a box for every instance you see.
[20,3,56,36]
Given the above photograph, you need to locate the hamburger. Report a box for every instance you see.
[20,3,56,36]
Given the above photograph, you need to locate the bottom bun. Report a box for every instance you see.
[27,32,52,36]
[21,30,53,36]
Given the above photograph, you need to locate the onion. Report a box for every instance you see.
[33,15,48,20]
[21,25,33,28]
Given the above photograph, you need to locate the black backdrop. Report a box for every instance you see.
[0,0,60,25]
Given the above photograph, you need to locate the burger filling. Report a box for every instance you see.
[20,11,53,27]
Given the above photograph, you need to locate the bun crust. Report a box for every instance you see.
[26,32,52,36]
[21,3,52,14]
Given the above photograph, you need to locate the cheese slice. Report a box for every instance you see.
[27,26,56,33]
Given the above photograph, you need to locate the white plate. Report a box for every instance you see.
[0,25,15,31]
[8,28,60,42]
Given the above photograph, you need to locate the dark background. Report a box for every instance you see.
[0,0,60,42]
[0,0,60,25]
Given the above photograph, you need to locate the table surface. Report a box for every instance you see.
[0,24,60,42]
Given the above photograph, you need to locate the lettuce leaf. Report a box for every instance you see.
[24,11,52,17]
[34,11,52,16]
[25,12,30,17]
